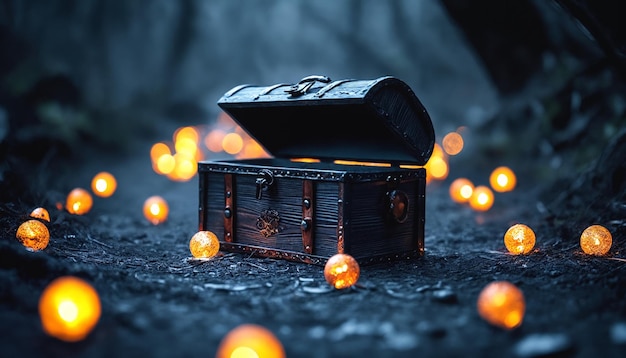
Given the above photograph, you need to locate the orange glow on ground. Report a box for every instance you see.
[143,196,169,225]
[449,178,474,203]
[477,281,525,330]
[469,185,494,211]
[66,188,93,215]
[442,132,464,155]
[16,219,50,251]
[91,172,117,198]
[504,224,536,255]
[489,166,517,192]
[580,224,612,255]
[324,253,360,289]
[39,276,101,342]
[291,158,321,163]
[216,324,285,358]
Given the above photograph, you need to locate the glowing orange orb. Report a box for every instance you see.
[217,324,285,358]
[469,185,494,211]
[324,253,360,289]
[65,188,93,215]
[16,219,50,251]
[477,281,525,330]
[91,172,117,198]
[489,166,516,193]
[189,231,220,258]
[143,196,169,225]
[442,132,464,155]
[580,224,612,256]
[504,224,536,255]
[222,132,244,155]
[30,207,51,222]
[39,276,101,342]
[449,178,474,203]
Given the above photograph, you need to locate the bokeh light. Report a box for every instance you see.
[504,224,536,255]
[39,276,101,342]
[16,219,50,251]
[189,231,220,258]
[143,196,169,225]
[489,166,517,193]
[216,324,285,358]
[449,178,474,203]
[477,281,525,330]
[66,188,93,215]
[469,185,494,211]
[222,132,244,155]
[442,131,464,155]
[324,253,360,289]
[580,224,612,255]
[91,172,117,198]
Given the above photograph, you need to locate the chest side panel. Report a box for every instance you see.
[344,178,421,259]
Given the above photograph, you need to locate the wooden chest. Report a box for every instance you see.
[198,75,435,265]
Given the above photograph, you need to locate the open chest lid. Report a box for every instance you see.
[217,75,435,166]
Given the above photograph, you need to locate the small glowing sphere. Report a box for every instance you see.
[91,172,117,198]
[167,152,197,182]
[449,178,474,203]
[504,224,536,255]
[30,207,51,222]
[174,126,199,144]
[477,281,525,330]
[324,253,360,289]
[442,132,464,155]
[469,185,494,211]
[580,224,612,256]
[222,132,244,155]
[16,219,50,251]
[489,166,517,193]
[216,324,285,358]
[204,129,227,152]
[156,153,176,175]
[65,188,93,215]
[189,231,220,258]
[143,195,169,225]
[39,276,101,342]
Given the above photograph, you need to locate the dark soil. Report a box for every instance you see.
[1,121,625,358]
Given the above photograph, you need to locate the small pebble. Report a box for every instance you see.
[431,289,457,304]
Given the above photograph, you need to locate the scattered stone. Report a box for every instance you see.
[432,289,458,304]
[514,333,574,357]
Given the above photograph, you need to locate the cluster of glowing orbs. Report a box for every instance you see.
[143,196,169,225]
[580,225,612,256]
[204,129,227,153]
[504,224,536,255]
[189,231,220,258]
[469,185,494,211]
[91,172,117,198]
[442,132,464,156]
[489,166,516,193]
[477,281,525,330]
[66,188,93,215]
[16,219,50,251]
[39,276,101,342]
[30,207,51,222]
[324,253,360,289]
[216,324,285,358]
[449,178,474,203]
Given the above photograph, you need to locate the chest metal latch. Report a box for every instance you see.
[255,169,274,200]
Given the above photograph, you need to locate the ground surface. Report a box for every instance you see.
[1,127,626,358]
